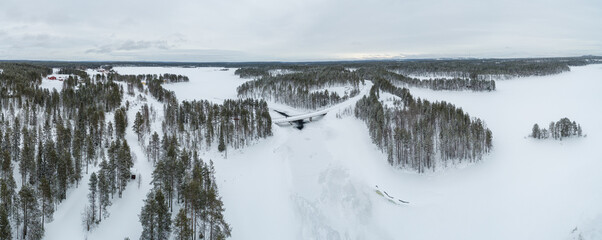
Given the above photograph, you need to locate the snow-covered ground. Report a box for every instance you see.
[210,64,602,240]
[379,91,401,108]
[45,64,602,240]
[113,67,251,103]
[39,78,64,91]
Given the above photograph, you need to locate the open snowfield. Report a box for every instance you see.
[113,67,251,103]
[39,78,64,91]
[44,64,602,240]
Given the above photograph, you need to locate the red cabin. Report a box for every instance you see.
[48,76,57,80]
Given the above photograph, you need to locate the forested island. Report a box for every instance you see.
[355,78,492,172]
[531,118,584,140]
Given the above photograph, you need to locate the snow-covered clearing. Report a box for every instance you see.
[45,64,602,240]
[379,91,401,108]
[39,78,63,91]
[309,85,355,96]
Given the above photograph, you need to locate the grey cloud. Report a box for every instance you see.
[1,0,602,61]
[86,40,173,54]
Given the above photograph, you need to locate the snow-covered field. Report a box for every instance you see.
[113,67,251,103]
[39,78,64,91]
[45,64,602,240]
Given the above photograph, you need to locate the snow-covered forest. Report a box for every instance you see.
[0,57,601,240]
[355,79,492,172]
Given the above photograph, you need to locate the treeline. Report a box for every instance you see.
[57,68,88,79]
[0,63,51,99]
[355,78,492,172]
[4,55,600,70]
[357,67,496,91]
[237,66,362,109]
[531,117,584,140]
[0,63,133,239]
[234,68,269,78]
[108,73,189,84]
[157,97,272,154]
[381,58,585,80]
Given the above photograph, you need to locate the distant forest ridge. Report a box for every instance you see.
[1,55,600,70]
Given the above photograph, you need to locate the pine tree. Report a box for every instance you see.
[0,206,10,240]
[115,108,127,139]
[139,191,156,240]
[19,185,43,240]
[97,168,111,220]
[531,124,541,139]
[148,132,160,163]
[86,135,95,174]
[117,141,133,197]
[133,111,144,141]
[140,190,171,240]
[173,208,192,240]
[72,127,83,186]
[40,178,54,230]
[20,128,35,185]
[88,172,98,224]
[217,126,225,152]
[0,180,14,211]
[155,190,171,240]
[152,142,177,212]
[0,150,10,180]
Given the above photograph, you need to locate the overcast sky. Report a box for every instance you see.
[1,0,601,61]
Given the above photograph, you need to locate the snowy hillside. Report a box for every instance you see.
[40,64,602,240]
